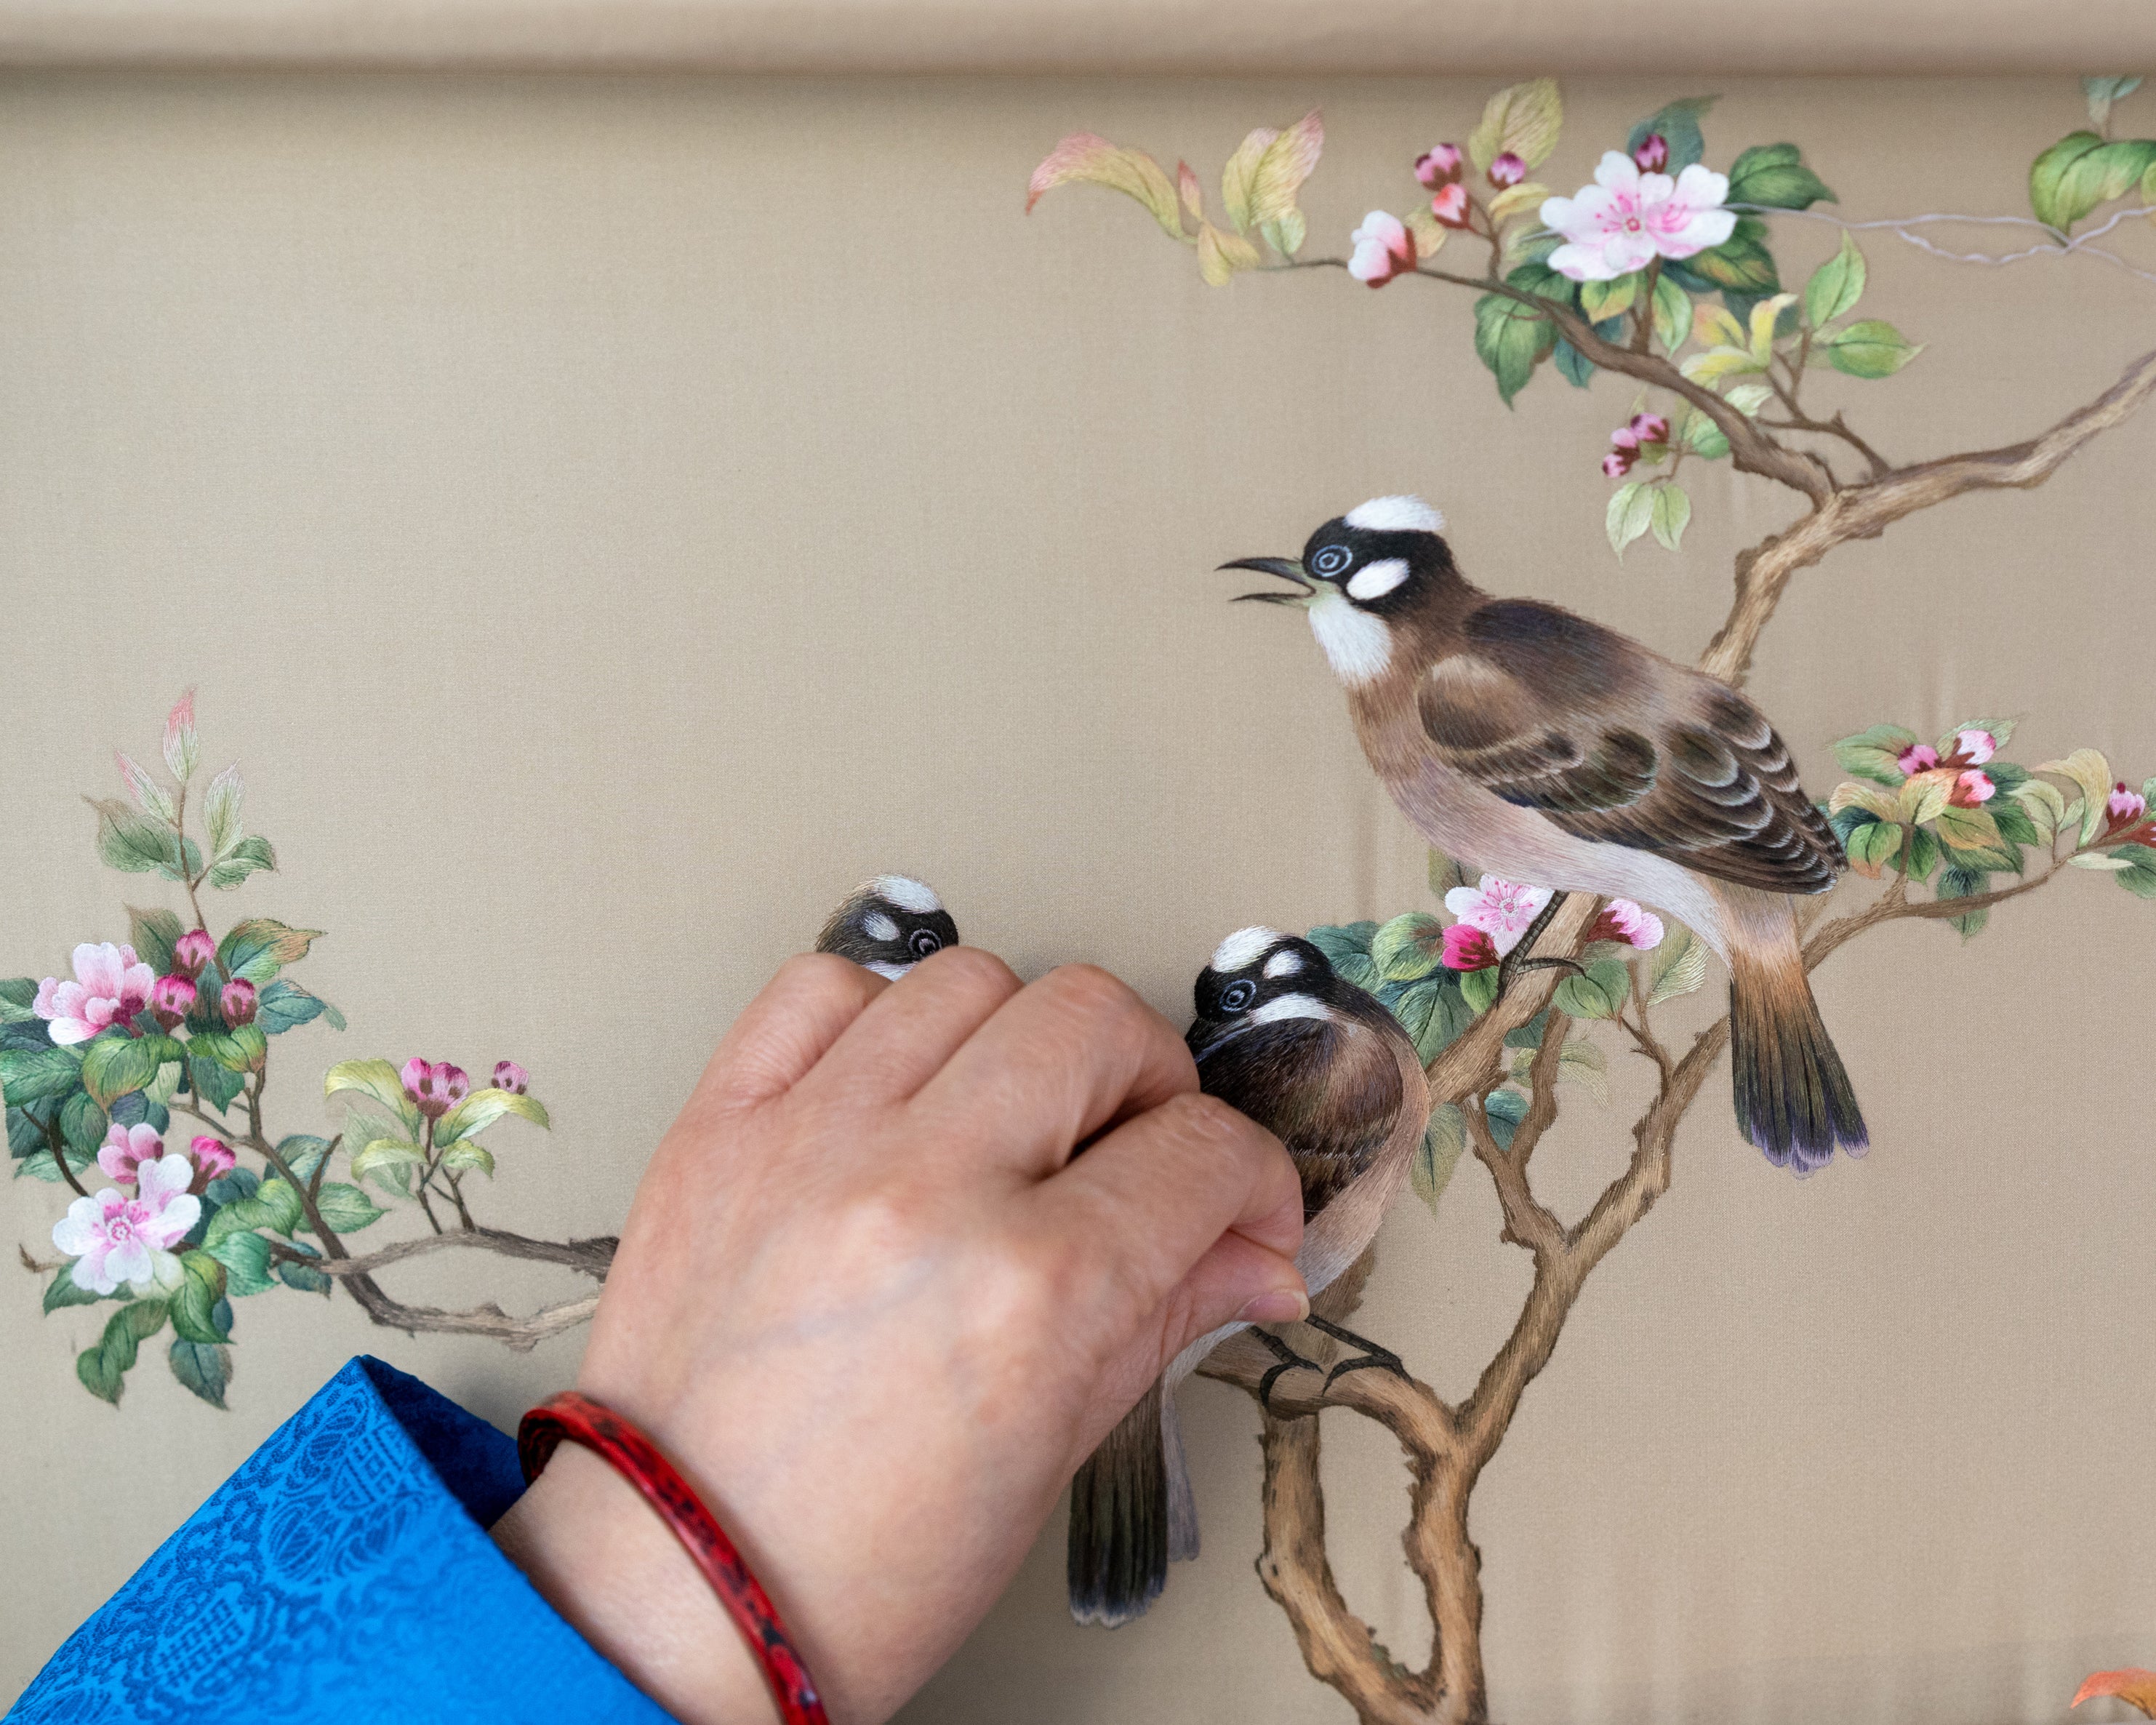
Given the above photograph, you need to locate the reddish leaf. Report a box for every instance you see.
[2074,1669,2156,1716]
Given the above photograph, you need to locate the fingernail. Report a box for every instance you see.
[1238,1287,1310,1325]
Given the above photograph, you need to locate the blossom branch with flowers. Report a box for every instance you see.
[1030,77,2156,1725]
[7,693,614,1409]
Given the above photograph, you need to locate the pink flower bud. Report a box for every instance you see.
[492,1060,529,1095]
[401,1057,470,1120]
[1949,769,1996,807]
[150,973,197,1032]
[1608,427,1640,452]
[1429,183,1473,228]
[189,1135,237,1180]
[1633,133,1670,172]
[1487,152,1526,188]
[1630,412,1670,445]
[1441,924,1499,973]
[219,977,258,1027]
[1952,728,1997,767]
[2109,782,2149,827]
[1414,144,1464,188]
[1586,900,1666,950]
[1896,743,1941,777]
[1601,451,1633,479]
[171,928,216,978]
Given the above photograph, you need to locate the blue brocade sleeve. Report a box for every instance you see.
[7,1356,673,1725]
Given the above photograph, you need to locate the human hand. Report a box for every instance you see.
[492,946,1307,1724]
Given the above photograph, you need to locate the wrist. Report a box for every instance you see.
[491,1443,782,1725]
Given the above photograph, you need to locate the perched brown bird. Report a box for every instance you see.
[1067,928,1430,1628]
[1222,495,1864,1174]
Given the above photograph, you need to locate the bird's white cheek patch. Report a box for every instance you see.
[1307,590,1393,684]
[1346,557,1408,601]
[1250,993,1329,1025]
[862,911,899,942]
[1262,949,1305,979]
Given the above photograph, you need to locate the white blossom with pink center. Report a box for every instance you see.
[1589,899,1666,950]
[1540,151,1736,283]
[97,1121,167,1184]
[33,942,155,1046]
[1347,211,1416,286]
[1444,876,1556,956]
[51,1154,199,1296]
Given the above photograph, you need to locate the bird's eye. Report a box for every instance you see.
[907,928,943,958]
[1310,545,1352,578]
[1218,979,1259,1012]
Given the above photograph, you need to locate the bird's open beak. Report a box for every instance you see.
[1218,556,1313,606]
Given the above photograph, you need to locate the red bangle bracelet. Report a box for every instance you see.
[518,1390,828,1725]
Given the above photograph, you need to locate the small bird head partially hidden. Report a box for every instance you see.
[1219,495,1457,685]
[814,876,960,979]
[1186,926,1352,1060]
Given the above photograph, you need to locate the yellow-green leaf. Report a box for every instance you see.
[1580,273,1640,323]
[2040,748,2115,844]
[1680,346,1766,384]
[1935,804,2003,852]
[1485,181,1551,224]
[1804,232,1866,329]
[2012,776,2068,840]
[1467,78,1563,172]
[2073,1667,2156,1718]
[1649,482,1691,551]
[1747,292,1798,364]
[1246,109,1324,230]
[1693,303,1747,349]
[1026,132,1187,241]
[1651,273,1691,353]
[350,1137,425,1182]
[1897,768,1956,827]
[1220,126,1277,231]
[324,1057,423,1136]
[1405,209,1446,260]
[434,1086,552,1148]
[1177,159,1205,222]
[1831,781,1901,822]
[1196,221,1262,286]
[1606,481,1654,558]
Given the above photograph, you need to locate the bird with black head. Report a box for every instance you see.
[814,876,959,977]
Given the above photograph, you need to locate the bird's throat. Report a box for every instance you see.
[1306,590,1392,685]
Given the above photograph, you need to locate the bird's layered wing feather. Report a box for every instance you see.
[1196,1018,1404,1220]
[1417,599,1842,894]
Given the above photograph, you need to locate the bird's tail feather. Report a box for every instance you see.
[1728,942,1867,1174]
[1067,1380,1170,1627]
[1163,1388,1198,1563]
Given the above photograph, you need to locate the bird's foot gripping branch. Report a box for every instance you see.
[8,692,609,1409]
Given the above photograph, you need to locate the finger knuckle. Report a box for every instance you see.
[920,942,1020,1004]
[1040,963,1150,1031]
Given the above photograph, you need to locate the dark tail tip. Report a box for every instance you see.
[1067,1385,1168,1628]
[1728,972,1867,1177]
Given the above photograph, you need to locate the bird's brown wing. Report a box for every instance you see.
[1417,599,1843,895]
[1196,1018,1405,1221]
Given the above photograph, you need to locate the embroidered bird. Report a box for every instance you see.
[1067,926,1430,1628]
[1220,495,1865,1174]
[814,876,959,976]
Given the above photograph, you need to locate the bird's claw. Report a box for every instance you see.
[1252,1329,1323,1414]
[1305,1314,1411,1390]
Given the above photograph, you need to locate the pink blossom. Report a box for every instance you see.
[2107,782,2148,828]
[492,1060,529,1095]
[171,929,216,978]
[1541,151,1737,283]
[1949,769,1996,807]
[1608,426,1640,453]
[402,1058,471,1120]
[1632,133,1670,172]
[51,1155,199,1296]
[1586,900,1666,950]
[1443,875,1556,957]
[1440,924,1499,972]
[1414,144,1464,188]
[1601,452,1632,479]
[32,942,156,1046]
[188,1135,237,1180]
[1487,151,1526,188]
[1629,412,1670,444]
[220,977,259,1027]
[1896,743,1941,776]
[1429,183,1473,228]
[1347,212,1417,286]
[98,1121,167,1184]
[150,974,196,1032]
[1949,728,1996,767]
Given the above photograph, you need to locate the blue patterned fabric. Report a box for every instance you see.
[8,1356,671,1724]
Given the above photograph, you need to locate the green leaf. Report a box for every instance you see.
[207,1228,278,1295]
[168,1338,231,1408]
[1651,272,1692,353]
[1606,481,1656,558]
[76,1297,170,1405]
[257,980,332,1035]
[171,1250,231,1344]
[126,906,185,978]
[204,765,244,860]
[2113,848,2156,898]
[1026,135,1187,241]
[1990,798,2043,852]
[278,1134,334,1185]
[1803,233,1867,332]
[1649,483,1692,551]
[1934,803,2004,854]
[188,1053,245,1113]
[440,1140,496,1177]
[1904,824,1942,884]
[192,1025,266,1073]
[325,1058,423,1137]
[60,1088,108,1156]
[1625,95,1718,172]
[44,1260,110,1312]
[311,1181,384,1233]
[1672,216,1779,296]
[1726,142,1835,210]
[1390,978,1472,1064]
[2028,132,2156,231]
[216,917,319,985]
[1371,913,1448,984]
[206,1176,302,1246]
[0,1043,85,1107]
[206,833,277,891]
[1936,862,1991,939]
[1552,958,1630,1020]
[1834,723,1920,787]
[1411,1103,1469,1214]
[1467,78,1564,173]
[1824,319,1922,378]
[1307,921,1377,965]
[1846,817,1905,877]
[1552,337,1595,388]
[1512,1035,1611,1105]
[433,1086,551,1148]
[1473,292,1557,405]
[81,1033,167,1108]
[1579,272,1640,323]
[1459,965,1501,1015]
[1483,1086,1528,1150]
[2039,748,2115,845]
[1644,924,1708,1006]
[90,799,184,878]
[276,1238,332,1295]
[2085,76,2146,129]
[162,691,200,783]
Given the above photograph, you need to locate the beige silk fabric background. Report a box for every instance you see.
[3,70,2154,1723]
